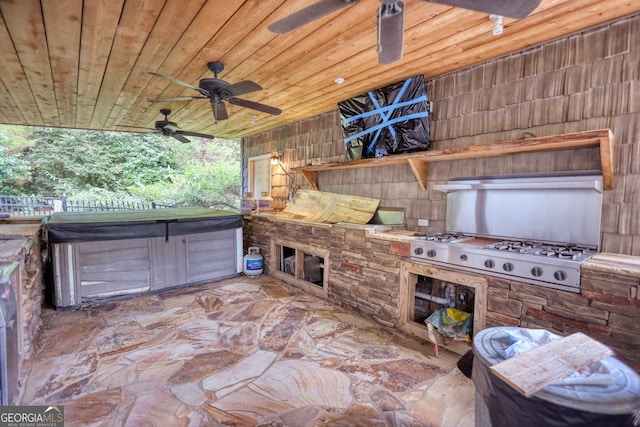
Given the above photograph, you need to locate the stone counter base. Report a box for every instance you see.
[244,215,640,371]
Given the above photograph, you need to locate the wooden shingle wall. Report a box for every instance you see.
[242,13,640,256]
[243,113,345,211]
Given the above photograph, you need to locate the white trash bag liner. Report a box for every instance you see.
[473,327,640,417]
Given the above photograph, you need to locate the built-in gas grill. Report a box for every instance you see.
[410,172,604,292]
[411,234,597,290]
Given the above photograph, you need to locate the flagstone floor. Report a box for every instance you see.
[20,275,475,427]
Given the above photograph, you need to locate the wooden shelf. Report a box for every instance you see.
[292,129,614,191]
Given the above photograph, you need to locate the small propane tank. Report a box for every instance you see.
[241,192,256,214]
[243,246,264,277]
[257,192,274,213]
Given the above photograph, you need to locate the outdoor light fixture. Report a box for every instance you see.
[490,14,503,35]
[270,151,297,201]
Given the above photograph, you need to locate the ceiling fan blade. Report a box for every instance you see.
[268,0,359,34]
[228,98,282,116]
[377,0,404,65]
[211,99,229,121]
[177,130,214,140]
[425,0,541,19]
[171,133,191,144]
[148,72,205,93]
[149,96,207,103]
[226,80,263,97]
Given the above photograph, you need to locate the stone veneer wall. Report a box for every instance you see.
[244,216,407,328]
[485,269,640,371]
[21,234,44,356]
[243,13,640,256]
[245,216,640,370]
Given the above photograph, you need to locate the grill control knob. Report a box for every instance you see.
[531,267,543,277]
[503,262,515,272]
[427,249,437,258]
[460,254,468,261]
[414,248,423,255]
[484,259,495,269]
[554,270,567,281]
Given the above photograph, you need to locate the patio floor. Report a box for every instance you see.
[21,274,476,426]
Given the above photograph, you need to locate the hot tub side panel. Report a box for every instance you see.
[52,229,241,308]
[48,209,243,308]
[186,229,238,283]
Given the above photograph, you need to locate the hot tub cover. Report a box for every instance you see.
[43,207,242,243]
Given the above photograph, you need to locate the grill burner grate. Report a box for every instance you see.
[419,233,467,243]
[484,241,593,261]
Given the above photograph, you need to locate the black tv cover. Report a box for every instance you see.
[339,75,431,160]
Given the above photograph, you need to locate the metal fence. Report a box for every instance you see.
[0,195,169,217]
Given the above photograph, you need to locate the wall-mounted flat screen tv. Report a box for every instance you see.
[338,75,431,161]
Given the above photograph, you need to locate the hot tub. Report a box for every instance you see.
[44,207,243,309]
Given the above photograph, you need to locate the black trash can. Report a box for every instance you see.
[471,327,640,427]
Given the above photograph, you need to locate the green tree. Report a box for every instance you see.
[130,138,241,209]
[0,125,33,149]
[0,145,31,194]
[0,126,242,209]
[24,128,180,195]
[133,161,240,209]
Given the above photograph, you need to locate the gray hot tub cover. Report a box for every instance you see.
[43,207,242,243]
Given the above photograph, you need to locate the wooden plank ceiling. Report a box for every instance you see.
[0,0,638,140]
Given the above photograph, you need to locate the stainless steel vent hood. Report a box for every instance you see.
[434,171,603,248]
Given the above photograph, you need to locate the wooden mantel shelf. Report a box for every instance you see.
[292,129,614,191]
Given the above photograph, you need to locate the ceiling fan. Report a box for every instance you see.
[120,109,214,143]
[148,62,282,122]
[268,0,542,64]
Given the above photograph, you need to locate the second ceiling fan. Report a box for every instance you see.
[121,109,214,143]
[149,62,282,122]
[268,0,542,64]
